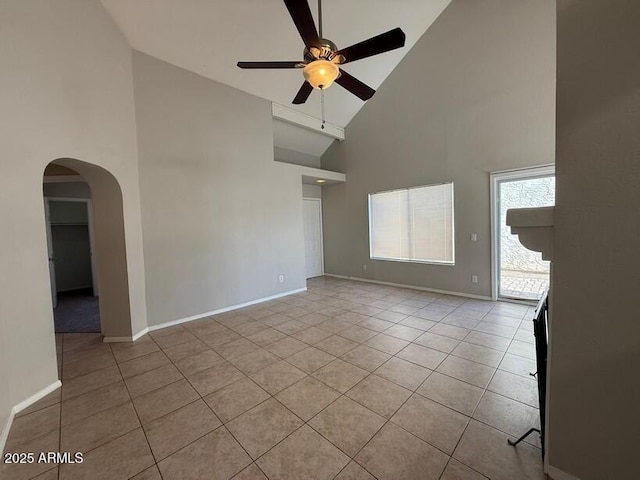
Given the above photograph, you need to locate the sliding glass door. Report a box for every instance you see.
[492,166,555,301]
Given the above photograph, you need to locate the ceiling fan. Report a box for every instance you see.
[237,0,406,105]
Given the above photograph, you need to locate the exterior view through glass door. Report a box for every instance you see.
[492,166,555,301]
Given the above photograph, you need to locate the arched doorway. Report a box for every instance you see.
[42,158,134,339]
[43,164,99,332]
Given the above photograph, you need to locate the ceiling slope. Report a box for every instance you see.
[101,0,451,128]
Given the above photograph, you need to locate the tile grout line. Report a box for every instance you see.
[192,317,382,478]
[250,330,440,477]
[223,285,539,477]
[153,329,272,479]
[299,302,534,475]
[110,336,163,479]
[169,344,262,478]
[341,369,436,479]
[437,313,538,478]
[310,291,533,478]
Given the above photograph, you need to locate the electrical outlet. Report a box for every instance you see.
[471,275,478,283]
[278,275,284,283]
[362,264,368,271]
[470,233,478,242]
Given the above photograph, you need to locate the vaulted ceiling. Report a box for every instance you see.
[101,0,451,156]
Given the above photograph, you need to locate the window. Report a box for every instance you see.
[369,182,454,265]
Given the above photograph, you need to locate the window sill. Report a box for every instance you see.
[370,257,455,267]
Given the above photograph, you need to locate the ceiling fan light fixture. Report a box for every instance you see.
[303,59,339,90]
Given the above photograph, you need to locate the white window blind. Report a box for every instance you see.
[369,183,454,264]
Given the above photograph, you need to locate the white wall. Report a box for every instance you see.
[549,1,640,478]
[0,0,147,436]
[133,52,306,326]
[321,0,556,297]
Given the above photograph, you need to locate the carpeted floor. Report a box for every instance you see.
[53,288,101,333]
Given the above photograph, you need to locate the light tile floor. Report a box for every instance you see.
[1,277,547,480]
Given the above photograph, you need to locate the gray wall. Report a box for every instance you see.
[49,200,89,225]
[275,146,321,168]
[302,184,322,199]
[133,52,306,326]
[549,1,640,478]
[0,0,147,439]
[51,225,93,292]
[49,201,93,292]
[0,318,8,449]
[44,186,95,293]
[43,182,91,199]
[321,0,556,297]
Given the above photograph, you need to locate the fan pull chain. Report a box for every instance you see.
[318,0,326,130]
[320,88,326,130]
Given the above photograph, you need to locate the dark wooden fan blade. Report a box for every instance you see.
[237,61,302,69]
[336,27,406,64]
[292,81,314,104]
[283,0,321,48]
[336,69,375,101]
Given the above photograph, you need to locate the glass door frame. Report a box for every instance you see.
[490,164,555,301]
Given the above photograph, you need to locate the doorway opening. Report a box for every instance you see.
[491,165,555,301]
[303,197,324,279]
[42,159,134,339]
[44,195,100,332]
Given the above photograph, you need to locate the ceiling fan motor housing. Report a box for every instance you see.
[304,39,345,64]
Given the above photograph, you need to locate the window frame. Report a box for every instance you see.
[368,182,455,266]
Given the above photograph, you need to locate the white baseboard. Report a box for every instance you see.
[12,380,62,416]
[103,287,307,342]
[1,380,62,452]
[0,410,13,454]
[325,274,492,301]
[131,328,149,342]
[147,287,307,333]
[103,327,149,343]
[548,465,581,480]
